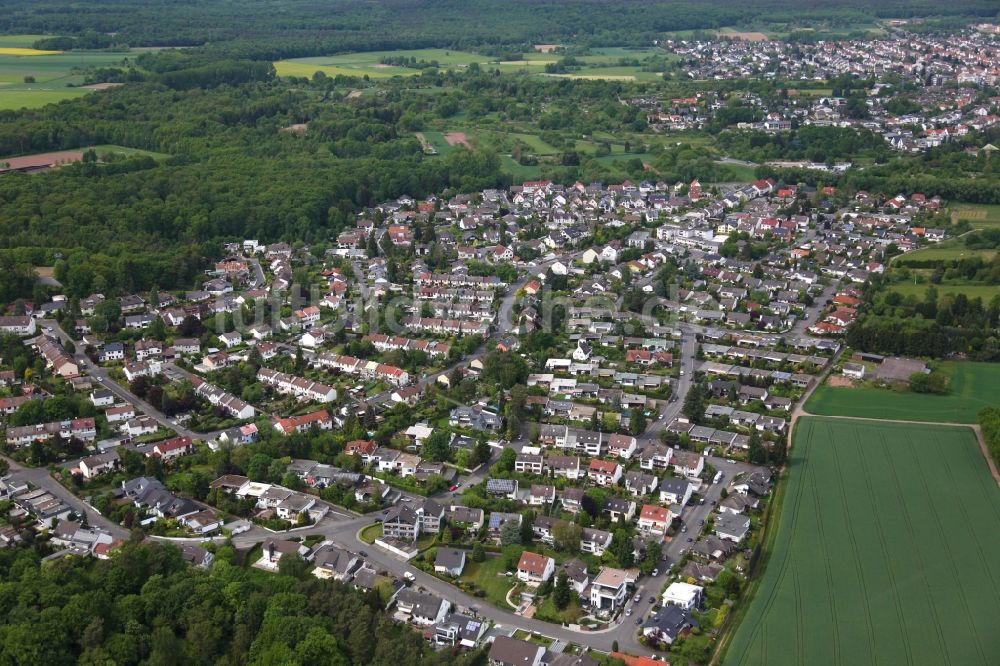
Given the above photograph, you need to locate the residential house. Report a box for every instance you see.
[588,459,622,487]
[607,434,637,459]
[395,588,450,626]
[714,513,751,543]
[642,605,698,645]
[662,582,703,610]
[604,497,636,523]
[78,451,120,479]
[580,528,613,556]
[624,471,658,497]
[589,567,632,613]
[434,548,467,576]
[488,637,545,666]
[638,504,674,539]
[516,551,555,584]
[659,478,694,507]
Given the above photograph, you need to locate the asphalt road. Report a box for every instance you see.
[24,253,791,658]
[39,319,209,442]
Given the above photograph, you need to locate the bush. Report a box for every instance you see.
[908,370,949,394]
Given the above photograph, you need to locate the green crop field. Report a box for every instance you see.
[275,49,492,79]
[0,35,54,48]
[951,203,1000,228]
[805,361,1000,423]
[0,49,134,109]
[0,51,132,83]
[0,88,90,109]
[724,417,1000,666]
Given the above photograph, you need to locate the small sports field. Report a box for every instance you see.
[724,417,1000,666]
[804,361,1000,424]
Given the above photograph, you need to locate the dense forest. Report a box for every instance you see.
[0,540,483,665]
[0,68,504,299]
[1,0,996,57]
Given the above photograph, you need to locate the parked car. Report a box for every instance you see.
[651,568,659,577]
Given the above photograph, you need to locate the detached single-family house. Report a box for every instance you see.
[642,605,698,645]
[395,588,450,626]
[662,582,703,610]
[589,567,632,612]
[714,512,751,543]
[638,504,673,539]
[516,551,555,584]
[659,477,694,507]
[434,548,467,576]
[488,637,545,666]
[588,459,622,487]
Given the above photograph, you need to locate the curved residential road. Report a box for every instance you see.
[37,319,211,443]
[2,456,130,540]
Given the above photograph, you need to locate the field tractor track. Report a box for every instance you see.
[911,437,988,665]
[879,433,944,666]
[736,432,812,664]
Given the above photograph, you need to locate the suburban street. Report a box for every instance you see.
[19,258,782,660]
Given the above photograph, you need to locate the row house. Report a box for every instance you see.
[312,353,411,387]
[403,316,490,337]
[270,408,333,434]
[190,378,255,419]
[257,368,337,402]
[6,417,97,447]
[151,436,196,462]
[363,333,451,357]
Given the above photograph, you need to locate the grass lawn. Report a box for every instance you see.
[500,155,544,180]
[894,241,996,265]
[805,361,1000,423]
[359,523,382,544]
[458,555,520,608]
[724,417,1000,666]
[509,132,559,155]
[534,594,585,624]
[0,51,133,83]
[420,131,455,156]
[888,281,1000,302]
[714,161,758,182]
[90,144,171,160]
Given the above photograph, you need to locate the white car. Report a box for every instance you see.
[625,608,633,616]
